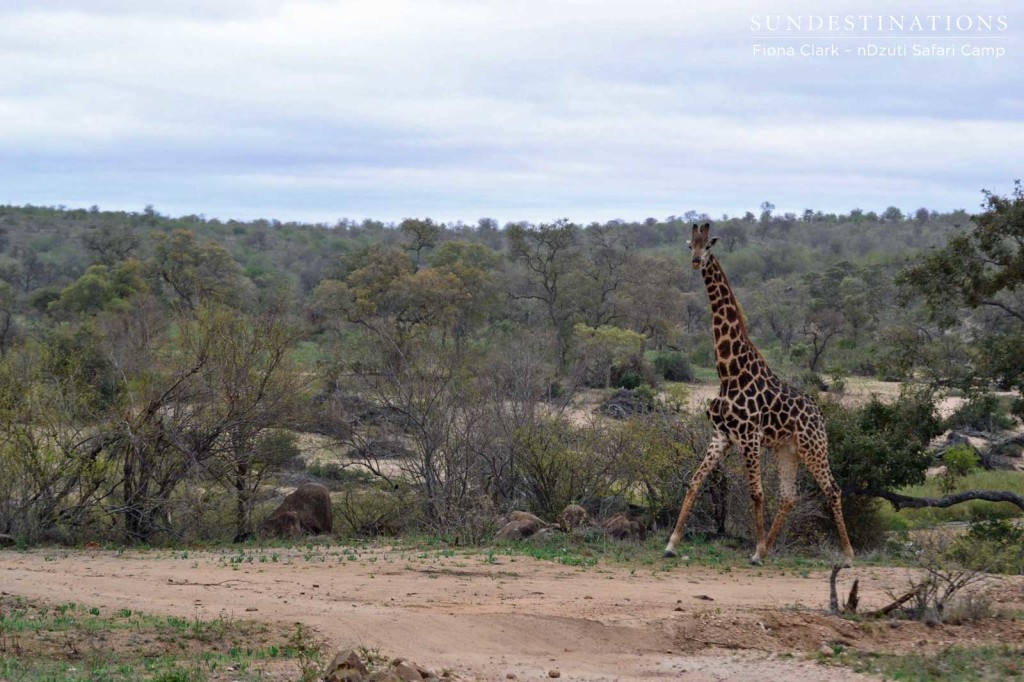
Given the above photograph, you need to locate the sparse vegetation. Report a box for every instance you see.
[832,645,1024,681]
[0,596,323,681]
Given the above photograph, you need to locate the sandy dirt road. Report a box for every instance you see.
[2,545,1022,681]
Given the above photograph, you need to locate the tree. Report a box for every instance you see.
[81,223,141,266]
[0,282,15,354]
[49,260,148,316]
[898,182,1024,414]
[882,206,904,223]
[506,220,582,369]
[107,304,303,542]
[576,224,636,327]
[572,323,645,388]
[151,229,246,310]
[717,223,748,252]
[400,218,441,270]
[191,307,305,540]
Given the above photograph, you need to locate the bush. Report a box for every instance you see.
[826,367,847,394]
[822,389,944,548]
[334,483,420,537]
[513,418,618,521]
[306,460,372,485]
[653,352,695,382]
[795,370,827,394]
[658,383,691,412]
[616,371,643,390]
[946,393,1015,432]
[952,518,1024,575]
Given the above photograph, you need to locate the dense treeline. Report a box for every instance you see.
[0,194,1018,547]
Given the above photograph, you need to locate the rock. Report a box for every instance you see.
[260,483,333,538]
[559,504,589,531]
[0,534,15,548]
[601,513,645,540]
[393,661,424,681]
[819,644,834,657]
[599,389,654,419]
[372,673,403,682]
[324,648,369,682]
[548,671,561,678]
[261,510,302,538]
[495,511,547,541]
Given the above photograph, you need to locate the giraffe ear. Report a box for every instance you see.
[708,237,719,247]
[691,224,699,240]
[700,222,710,238]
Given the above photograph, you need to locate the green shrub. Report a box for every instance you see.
[306,460,372,484]
[940,444,980,494]
[513,418,618,521]
[951,518,1024,575]
[946,393,1015,432]
[826,367,847,394]
[823,388,944,548]
[616,371,643,390]
[334,483,419,537]
[652,352,695,382]
[944,445,980,477]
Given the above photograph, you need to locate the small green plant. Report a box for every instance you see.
[287,622,325,682]
[826,367,847,394]
[940,444,979,494]
[659,382,691,412]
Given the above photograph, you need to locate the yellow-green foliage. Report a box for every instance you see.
[940,444,980,494]
[659,383,691,412]
[572,323,646,386]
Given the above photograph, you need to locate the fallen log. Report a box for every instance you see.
[850,488,1024,512]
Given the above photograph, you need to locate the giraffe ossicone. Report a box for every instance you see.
[664,223,855,566]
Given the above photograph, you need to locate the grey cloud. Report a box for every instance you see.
[0,0,1020,222]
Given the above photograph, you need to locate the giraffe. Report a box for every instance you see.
[663,223,854,566]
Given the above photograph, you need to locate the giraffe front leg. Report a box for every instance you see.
[740,440,768,565]
[664,432,729,558]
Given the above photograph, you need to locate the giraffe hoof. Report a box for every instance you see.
[663,549,678,559]
[749,556,763,567]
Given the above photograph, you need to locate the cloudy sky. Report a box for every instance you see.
[1,1,1021,223]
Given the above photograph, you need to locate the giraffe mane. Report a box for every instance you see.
[709,254,768,366]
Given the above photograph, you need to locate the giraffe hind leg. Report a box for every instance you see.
[802,439,855,566]
[763,438,799,557]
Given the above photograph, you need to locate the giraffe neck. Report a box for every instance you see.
[701,254,769,382]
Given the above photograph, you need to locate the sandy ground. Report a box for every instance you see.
[2,545,1022,681]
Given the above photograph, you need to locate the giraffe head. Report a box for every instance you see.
[688,222,718,270]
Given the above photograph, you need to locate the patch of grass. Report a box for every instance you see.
[289,340,323,368]
[832,645,1024,680]
[691,366,719,383]
[0,595,323,681]
[484,531,881,572]
[876,470,1024,529]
